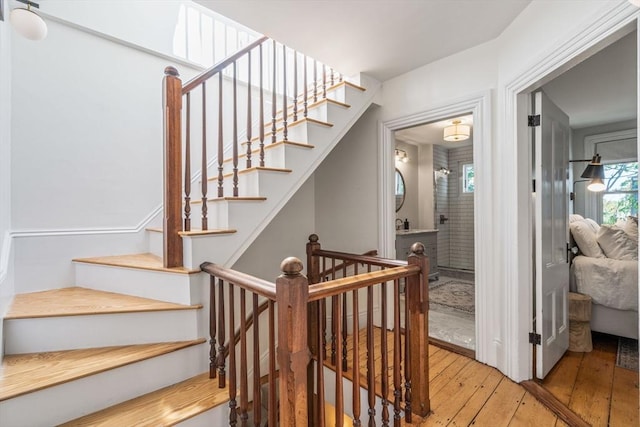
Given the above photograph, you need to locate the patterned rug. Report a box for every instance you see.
[429,280,475,314]
[616,337,639,372]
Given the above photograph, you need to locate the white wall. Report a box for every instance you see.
[394,141,418,228]
[313,106,380,254]
[0,12,14,358]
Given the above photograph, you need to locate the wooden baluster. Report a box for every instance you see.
[162,66,183,268]
[292,50,298,122]
[276,258,310,427]
[239,289,248,426]
[342,263,348,371]
[404,274,412,424]
[259,44,265,167]
[381,281,390,426]
[352,289,361,427]
[268,300,276,427]
[184,92,191,231]
[313,60,318,103]
[330,68,335,87]
[303,55,308,118]
[217,279,226,387]
[201,81,208,230]
[407,243,430,417]
[245,51,252,169]
[393,279,402,427]
[209,275,217,379]
[232,62,239,197]
[281,44,288,142]
[317,298,326,427]
[321,256,327,360]
[367,285,376,427]
[252,294,261,427]
[306,234,321,425]
[330,258,337,366]
[229,283,238,426]
[333,294,344,427]
[271,40,277,144]
[217,72,224,197]
[339,73,343,82]
[322,64,327,99]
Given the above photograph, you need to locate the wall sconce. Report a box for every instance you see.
[10,0,47,41]
[569,154,605,200]
[434,166,451,181]
[443,119,470,142]
[395,149,409,163]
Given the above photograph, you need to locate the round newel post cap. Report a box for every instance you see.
[308,234,319,243]
[281,257,304,276]
[410,242,425,255]
[164,66,179,77]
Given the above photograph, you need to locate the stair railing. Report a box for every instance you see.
[200,234,430,426]
[163,37,344,268]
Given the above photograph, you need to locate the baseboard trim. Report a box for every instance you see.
[428,337,475,359]
[520,380,590,427]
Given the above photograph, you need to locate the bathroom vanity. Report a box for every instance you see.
[396,229,438,280]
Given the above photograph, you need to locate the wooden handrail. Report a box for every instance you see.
[319,249,378,278]
[200,262,276,300]
[312,248,407,269]
[182,36,269,94]
[308,265,420,301]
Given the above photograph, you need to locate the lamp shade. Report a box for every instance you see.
[11,7,47,41]
[580,154,604,180]
[443,120,470,142]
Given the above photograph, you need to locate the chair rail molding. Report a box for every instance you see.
[378,89,493,368]
[501,1,638,382]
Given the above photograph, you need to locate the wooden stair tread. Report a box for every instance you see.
[191,197,268,204]
[5,287,201,319]
[249,117,333,143]
[0,340,205,401]
[72,253,200,274]
[178,229,237,237]
[59,372,228,427]
[215,166,293,181]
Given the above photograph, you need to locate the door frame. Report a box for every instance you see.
[378,90,492,363]
[507,6,638,381]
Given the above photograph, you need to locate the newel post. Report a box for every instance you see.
[276,257,311,427]
[407,242,431,417]
[306,234,321,424]
[163,66,183,268]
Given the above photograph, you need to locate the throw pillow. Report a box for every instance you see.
[616,217,639,242]
[596,225,638,260]
[570,220,605,258]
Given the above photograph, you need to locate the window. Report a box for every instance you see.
[602,161,638,224]
[462,164,475,193]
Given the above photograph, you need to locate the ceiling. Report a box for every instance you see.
[196,0,531,81]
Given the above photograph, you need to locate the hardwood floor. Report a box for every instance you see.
[542,332,639,427]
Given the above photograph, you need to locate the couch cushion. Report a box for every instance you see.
[570,220,605,258]
[597,225,638,261]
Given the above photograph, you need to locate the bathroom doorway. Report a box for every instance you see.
[394,114,476,352]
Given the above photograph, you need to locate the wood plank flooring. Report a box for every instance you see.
[328,328,567,426]
[5,287,200,319]
[542,332,639,427]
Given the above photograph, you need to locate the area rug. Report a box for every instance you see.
[616,337,639,372]
[429,280,475,314]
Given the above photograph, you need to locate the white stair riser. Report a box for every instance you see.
[326,83,365,106]
[176,405,229,426]
[220,142,314,176]
[305,101,349,123]
[5,310,200,354]
[0,343,207,427]
[148,230,163,257]
[75,263,199,305]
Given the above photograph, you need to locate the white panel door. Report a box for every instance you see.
[534,90,570,379]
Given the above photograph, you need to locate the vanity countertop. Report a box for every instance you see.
[396,228,438,235]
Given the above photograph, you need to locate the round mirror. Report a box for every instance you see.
[395,169,405,212]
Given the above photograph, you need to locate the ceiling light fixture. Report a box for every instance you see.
[443,120,470,142]
[11,0,47,41]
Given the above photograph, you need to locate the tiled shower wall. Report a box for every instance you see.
[434,145,475,271]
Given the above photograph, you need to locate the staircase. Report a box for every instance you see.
[0,37,379,425]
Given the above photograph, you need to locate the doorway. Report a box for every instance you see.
[525,27,638,425]
[394,115,476,351]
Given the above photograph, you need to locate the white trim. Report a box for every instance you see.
[503,2,638,382]
[378,90,493,365]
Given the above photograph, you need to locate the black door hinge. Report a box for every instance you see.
[529,332,541,345]
[528,115,541,127]
[532,179,536,193]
